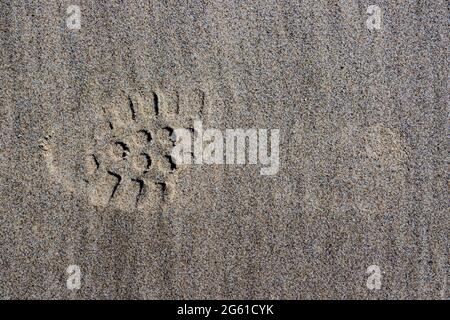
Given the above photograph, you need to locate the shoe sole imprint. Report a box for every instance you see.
[84,87,207,212]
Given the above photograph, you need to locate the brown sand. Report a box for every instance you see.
[0,1,448,299]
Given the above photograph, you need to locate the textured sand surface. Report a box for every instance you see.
[0,1,448,299]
